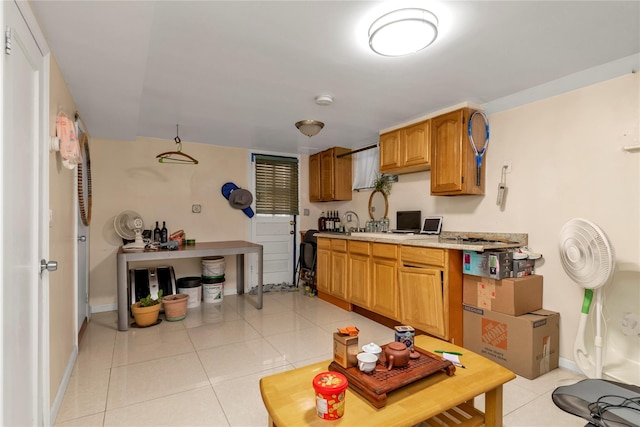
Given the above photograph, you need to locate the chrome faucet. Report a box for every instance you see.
[343,210,360,232]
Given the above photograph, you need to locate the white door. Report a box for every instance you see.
[2,2,50,425]
[76,125,89,337]
[252,215,295,286]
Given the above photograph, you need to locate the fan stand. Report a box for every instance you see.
[123,229,145,250]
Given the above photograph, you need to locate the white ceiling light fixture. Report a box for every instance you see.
[369,8,439,57]
[295,120,325,137]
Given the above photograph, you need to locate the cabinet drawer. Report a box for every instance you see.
[331,239,347,252]
[401,246,445,267]
[349,240,371,256]
[372,243,397,259]
[318,238,331,250]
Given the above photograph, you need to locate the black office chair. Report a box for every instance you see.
[296,229,318,295]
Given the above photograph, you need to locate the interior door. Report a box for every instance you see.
[2,1,50,425]
[76,125,89,340]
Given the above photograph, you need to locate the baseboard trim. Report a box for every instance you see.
[558,356,581,375]
[50,346,78,425]
[91,303,117,313]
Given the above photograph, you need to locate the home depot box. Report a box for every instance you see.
[463,250,513,279]
[463,305,559,379]
[463,274,543,316]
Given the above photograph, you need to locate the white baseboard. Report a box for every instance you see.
[91,303,117,313]
[558,356,581,375]
[50,346,78,425]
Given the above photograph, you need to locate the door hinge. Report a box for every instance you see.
[5,26,12,55]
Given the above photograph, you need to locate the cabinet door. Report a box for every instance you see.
[331,251,348,299]
[309,153,321,202]
[371,257,399,320]
[320,149,336,201]
[402,120,430,167]
[398,267,446,339]
[379,130,401,172]
[431,110,465,194]
[348,253,370,308]
[431,109,485,195]
[317,247,331,293]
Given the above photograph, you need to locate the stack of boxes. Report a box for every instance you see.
[462,250,559,379]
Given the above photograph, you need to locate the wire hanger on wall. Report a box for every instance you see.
[156,124,199,165]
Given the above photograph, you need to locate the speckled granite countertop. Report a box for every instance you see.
[315,231,527,252]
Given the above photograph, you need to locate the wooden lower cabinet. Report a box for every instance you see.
[398,266,445,338]
[370,243,399,320]
[347,241,371,308]
[318,238,462,344]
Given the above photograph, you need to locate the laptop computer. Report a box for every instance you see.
[391,210,421,234]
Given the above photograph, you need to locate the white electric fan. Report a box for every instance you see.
[114,210,146,250]
[559,218,615,379]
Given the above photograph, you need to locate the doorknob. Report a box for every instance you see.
[78,235,86,242]
[40,259,58,274]
[289,230,294,235]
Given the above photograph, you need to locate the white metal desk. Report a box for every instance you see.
[116,240,263,331]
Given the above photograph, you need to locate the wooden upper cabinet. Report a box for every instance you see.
[380,120,431,175]
[309,147,352,202]
[431,108,485,196]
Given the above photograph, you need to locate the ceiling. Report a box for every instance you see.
[29,1,640,155]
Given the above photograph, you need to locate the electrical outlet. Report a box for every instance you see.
[192,204,201,213]
[503,161,512,173]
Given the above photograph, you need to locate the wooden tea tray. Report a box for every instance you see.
[328,345,455,408]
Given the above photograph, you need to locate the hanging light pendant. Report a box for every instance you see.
[295,120,325,137]
[369,8,439,57]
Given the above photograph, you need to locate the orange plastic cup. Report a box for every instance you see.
[312,371,348,420]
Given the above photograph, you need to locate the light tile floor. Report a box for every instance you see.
[55,289,587,426]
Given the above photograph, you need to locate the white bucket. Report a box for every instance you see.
[177,277,202,308]
[202,256,225,278]
[203,280,224,304]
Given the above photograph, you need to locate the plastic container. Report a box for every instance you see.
[177,276,202,308]
[312,372,348,420]
[202,276,224,303]
[202,256,225,278]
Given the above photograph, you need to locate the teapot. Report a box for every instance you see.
[384,342,410,370]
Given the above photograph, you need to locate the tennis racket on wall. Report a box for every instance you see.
[467,111,490,186]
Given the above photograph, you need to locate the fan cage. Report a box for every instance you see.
[114,211,143,240]
[559,218,615,290]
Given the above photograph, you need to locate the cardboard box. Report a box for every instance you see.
[463,305,559,379]
[463,250,513,279]
[513,258,535,277]
[333,333,358,368]
[463,274,543,316]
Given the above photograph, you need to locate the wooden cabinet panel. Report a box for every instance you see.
[379,120,431,175]
[379,131,401,171]
[398,267,446,338]
[371,256,398,319]
[431,108,485,195]
[310,147,352,202]
[331,250,348,299]
[317,239,331,294]
[348,252,370,307]
[400,246,444,267]
[372,242,397,259]
[309,153,321,202]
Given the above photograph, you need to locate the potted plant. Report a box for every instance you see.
[131,290,163,327]
[373,174,392,196]
[162,293,189,321]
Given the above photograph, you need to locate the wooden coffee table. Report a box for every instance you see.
[260,335,515,427]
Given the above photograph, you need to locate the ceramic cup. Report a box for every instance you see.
[357,352,378,373]
[362,342,382,361]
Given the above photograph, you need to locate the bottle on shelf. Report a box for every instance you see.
[327,210,334,232]
[318,211,326,232]
[161,221,168,243]
[334,210,341,233]
[153,221,161,242]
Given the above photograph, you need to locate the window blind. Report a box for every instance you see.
[254,154,299,215]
